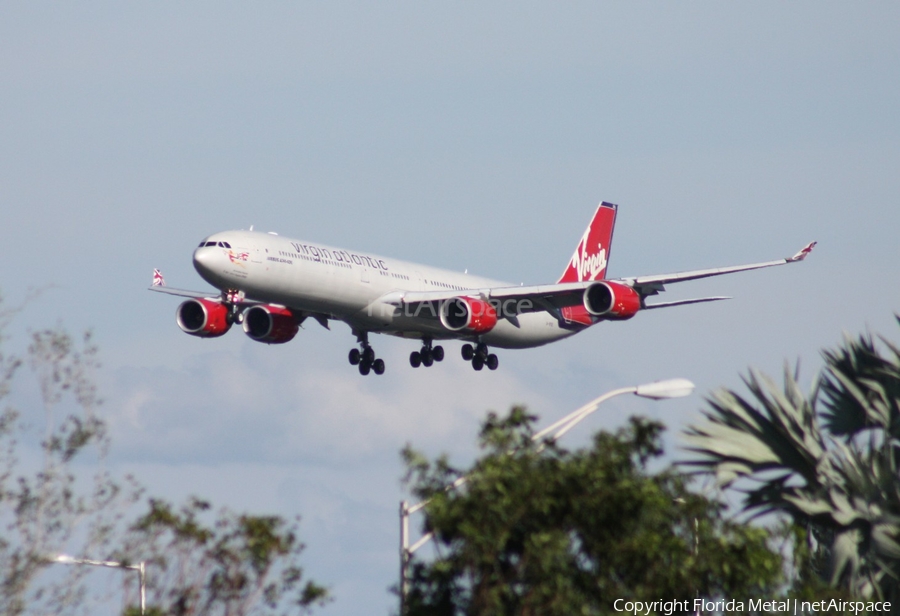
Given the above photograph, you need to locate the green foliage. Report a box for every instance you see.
[773,520,850,601]
[684,320,900,604]
[401,409,783,616]
[117,497,328,615]
[0,304,326,615]
[0,325,135,616]
[819,323,900,440]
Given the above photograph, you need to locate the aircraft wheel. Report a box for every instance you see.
[409,351,421,368]
[421,350,434,367]
[486,354,499,371]
[461,344,474,361]
[472,355,484,371]
[432,345,445,362]
[359,361,371,376]
[349,348,361,365]
[373,358,385,375]
[362,347,376,364]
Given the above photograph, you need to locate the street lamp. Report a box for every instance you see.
[399,378,694,613]
[51,554,146,615]
[532,378,695,442]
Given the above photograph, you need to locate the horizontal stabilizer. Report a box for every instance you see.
[643,296,731,310]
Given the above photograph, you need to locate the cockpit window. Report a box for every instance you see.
[198,241,206,247]
[205,241,217,247]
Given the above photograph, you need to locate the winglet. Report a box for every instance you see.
[152,268,166,287]
[786,241,817,263]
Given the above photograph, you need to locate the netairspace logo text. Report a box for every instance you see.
[613,598,892,615]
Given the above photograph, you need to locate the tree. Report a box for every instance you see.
[118,498,327,616]
[0,305,326,615]
[683,320,900,605]
[400,408,783,616]
[0,324,134,615]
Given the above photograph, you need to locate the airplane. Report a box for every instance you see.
[150,201,816,376]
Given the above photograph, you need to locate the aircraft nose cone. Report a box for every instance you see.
[193,247,216,275]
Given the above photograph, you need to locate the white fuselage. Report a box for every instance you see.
[193,230,579,349]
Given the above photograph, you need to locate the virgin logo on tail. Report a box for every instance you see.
[571,229,608,281]
[557,202,618,283]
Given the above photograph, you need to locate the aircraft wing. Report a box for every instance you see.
[148,285,219,300]
[147,284,269,309]
[148,269,232,301]
[619,241,817,297]
[382,282,586,313]
[382,241,816,315]
[384,283,725,315]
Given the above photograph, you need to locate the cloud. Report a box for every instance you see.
[103,334,552,467]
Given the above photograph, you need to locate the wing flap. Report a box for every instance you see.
[384,282,588,306]
[382,283,587,316]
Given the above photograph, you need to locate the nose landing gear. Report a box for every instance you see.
[349,331,385,376]
[461,343,498,371]
[409,339,445,368]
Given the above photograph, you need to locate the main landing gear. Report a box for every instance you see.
[409,340,444,368]
[461,342,498,371]
[348,331,384,376]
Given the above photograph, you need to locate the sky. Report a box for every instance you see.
[2,3,899,614]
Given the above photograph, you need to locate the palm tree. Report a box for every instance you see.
[683,320,900,603]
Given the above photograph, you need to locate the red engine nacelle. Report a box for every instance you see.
[583,281,641,319]
[440,297,498,334]
[242,305,300,344]
[176,299,232,337]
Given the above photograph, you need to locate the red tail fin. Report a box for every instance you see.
[557,201,618,283]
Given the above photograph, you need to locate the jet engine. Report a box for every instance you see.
[176,299,232,337]
[583,281,641,319]
[242,305,300,344]
[440,297,498,334]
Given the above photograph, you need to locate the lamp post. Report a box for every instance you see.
[399,378,694,614]
[52,555,146,615]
